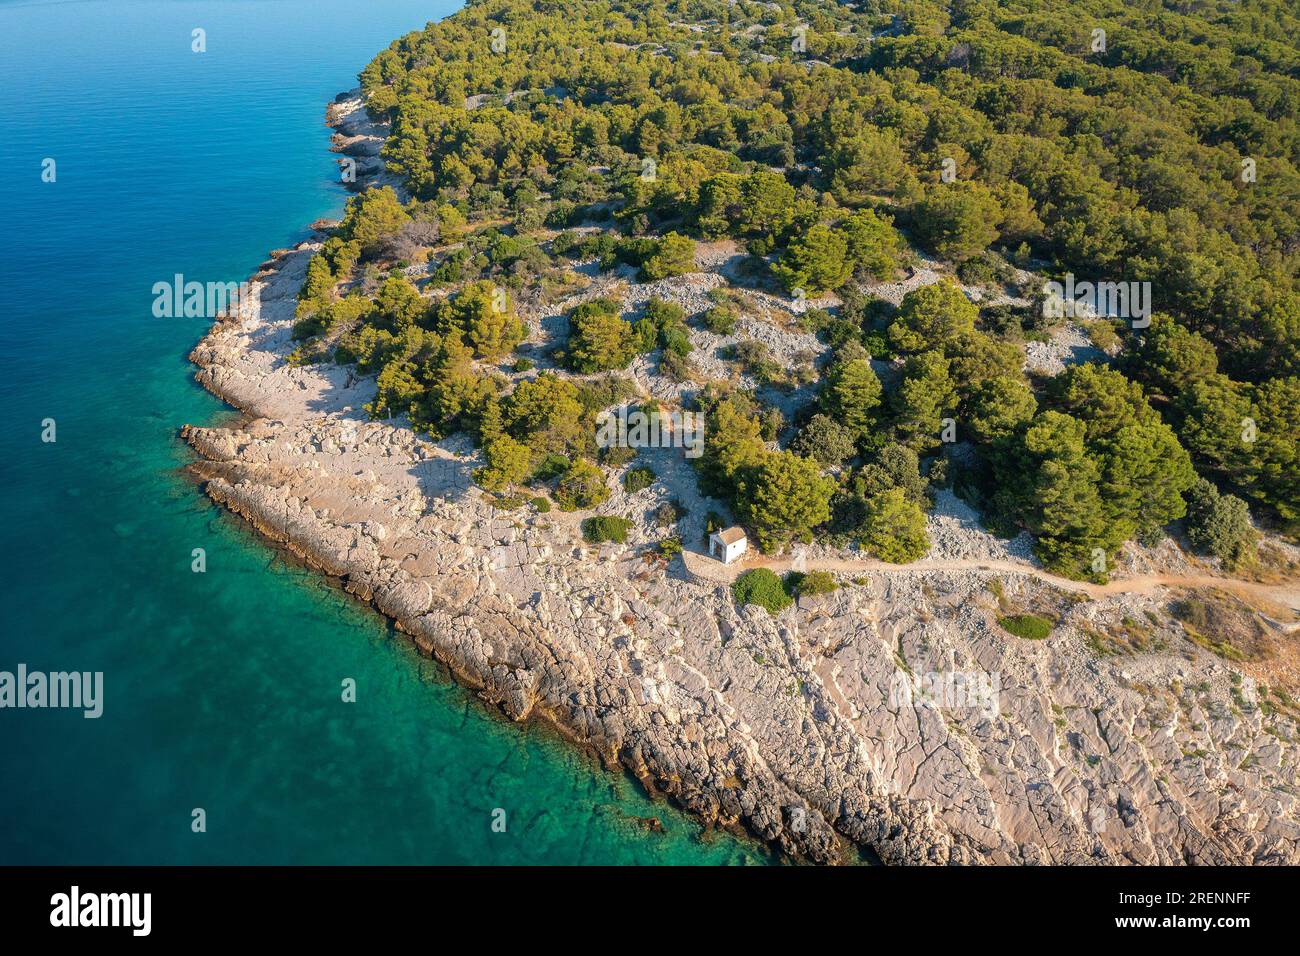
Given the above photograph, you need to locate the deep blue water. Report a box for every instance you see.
[0,0,766,865]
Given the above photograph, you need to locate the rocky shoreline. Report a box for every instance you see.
[180,91,1300,865]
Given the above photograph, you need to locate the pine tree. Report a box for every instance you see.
[893,351,954,451]
[771,224,852,294]
[969,375,1037,446]
[1022,412,1112,580]
[566,299,636,372]
[474,433,532,491]
[821,357,883,438]
[698,393,767,498]
[1100,421,1196,543]
[887,281,979,355]
[860,488,930,563]
[736,452,835,553]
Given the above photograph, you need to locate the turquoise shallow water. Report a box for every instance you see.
[0,0,768,865]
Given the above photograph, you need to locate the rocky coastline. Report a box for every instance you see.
[180,91,1300,865]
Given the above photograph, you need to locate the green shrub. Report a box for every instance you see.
[659,349,696,383]
[788,570,838,597]
[654,500,685,527]
[641,297,686,327]
[796,307,834,335]
[791,414,857,466]
[600,444,638,468]
[551,230,581,256]
[703,305,739,335]
[640,232,696,280]
[530,496,551,513]
[513,357,535,372]
[1084,319,1121,353]
[575,374,639,417]
[286,342,330,366]
[662,326,694,356]
[821,316,863,348]
[474,434,533,491]
[658,536,683,558]
[623,466,656,494]
[1184,478,1258,570]
[998,614,1054,640]
[532,453,571,482]
[861,329,894,360]
[582,515,633,544]
[732,568,794,615]
[555,458,610,511]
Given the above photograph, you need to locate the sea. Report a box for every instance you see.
[0,0,769,865]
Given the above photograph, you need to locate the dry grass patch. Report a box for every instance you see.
[1169,589,1273,664]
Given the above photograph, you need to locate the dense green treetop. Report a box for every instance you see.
[283,0,1300,559]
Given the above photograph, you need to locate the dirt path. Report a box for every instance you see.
[685,551,1300,616]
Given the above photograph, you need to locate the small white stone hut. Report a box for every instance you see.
[708,526,748,565]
